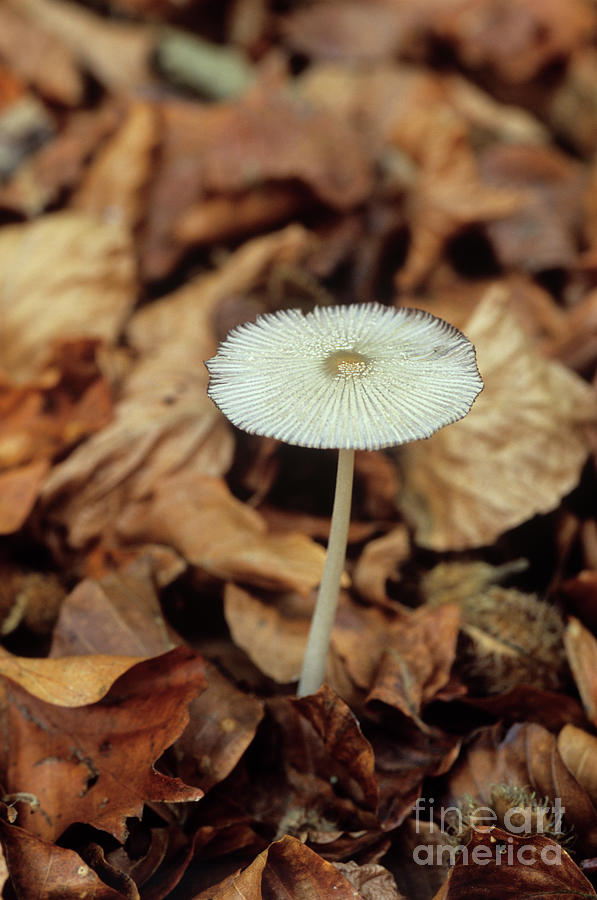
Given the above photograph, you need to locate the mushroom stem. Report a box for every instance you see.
[297,447,355,696]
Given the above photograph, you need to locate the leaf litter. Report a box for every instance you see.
[2,1,597,898]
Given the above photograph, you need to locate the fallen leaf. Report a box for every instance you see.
[427,0,596,83]
[564,616,597,726]
[9,0,155,96]
[0,459,49,534]
[282,1,416,64]
[398,286,597,550]
[479,143,584,272]
[174,662,264,794]
[50,557,263,801]
[433,826,595,899]
[443,721,597,857]
[0,212,136,382]
[72,100,158,233]
[40,227,310,548]
[224,584,309,683]
[334,859,404,900]
[50,557,176,659]
[332,598,459,718]
[0,101,122,217]
[140,86,369,278]
[0,647,205,842]
[0,3,82,106]
[117,474,326,595]
[353,527,410,605]
[0,647,145,706]
[174,184,308,247]
[558,724,597,810]
[0,811,126,900]
[212,834,365,900]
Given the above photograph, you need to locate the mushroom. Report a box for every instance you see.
[206,303,483,696]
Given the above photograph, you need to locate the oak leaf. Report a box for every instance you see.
[0,811,126,900]
[0,647,205,842]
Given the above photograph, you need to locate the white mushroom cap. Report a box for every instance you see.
[206,303,483,450]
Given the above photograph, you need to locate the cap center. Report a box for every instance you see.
[325,349,372,378]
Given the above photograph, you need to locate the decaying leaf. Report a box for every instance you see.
[40,226,312,548]
[0,647,146,707]
[444,721,597,857]
[564,616,597,726]
[0,647,205,842]
[433,826,595,899]
[398,286,597,550]
[118,473,326,595]
[72,99,158,232]
[9,0,155,96]
[211,834,367,900]
[558,724,597,810]
[0,4,82,106]
[224,584,309,683]
[353,526,410,605]
[0,212,136,382]
[0,811,126,900]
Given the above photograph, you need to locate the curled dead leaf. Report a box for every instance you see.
[564,617,597,726]
[0,647,146,707]
[117,474,326,595]
[0,647,205,842]
[398,286,597,550]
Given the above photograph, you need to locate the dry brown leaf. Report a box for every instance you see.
[8,0,155,96]
[427,0,596,83]
[0,813,125,900]
[0,4,82,106]
[0,647,145,707]
[564,616,597,726]
[50,558,176,659]
[334,860,403,900]
[140,87,369,278]
[0,341,113,469]
[364,605,460,726]
[0,212,136,382]
[0,459,49,534]
[224,584,309,683]
[40,227,312,548]
[332,598,459,716]
[49,558,263,798]
[444,721,597,857]
[282,1,416,63]
[0,101,122,217]
[398,286,597,550]
[479,143,584,272]
[352,527,410,605]
[558,724,597,809]
[72,100,158,232]
[117,474,326,595]
[212,834,365,900]
[433,826,595,900]
[174,184,308,247]
[1,647,205,842]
